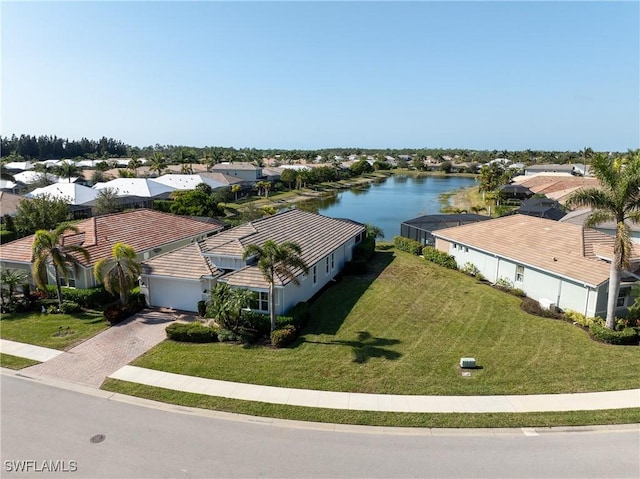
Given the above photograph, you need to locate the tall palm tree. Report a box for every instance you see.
[242,240,309,335]
[566,151,640,329]
[93,242,141,304]
[32,225,91,308]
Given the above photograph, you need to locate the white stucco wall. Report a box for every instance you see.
[439,239,602,317]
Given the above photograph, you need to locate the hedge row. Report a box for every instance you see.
[166,322,218,343]
[45,285,114,308]
[589,323,639,345]
[393,236,423,255]
[422,246,457,269]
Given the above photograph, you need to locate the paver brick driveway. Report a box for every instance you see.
[22,309,190,387]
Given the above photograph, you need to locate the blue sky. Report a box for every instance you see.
[2,1,638,151]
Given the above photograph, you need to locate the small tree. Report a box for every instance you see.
[93,242,141,304]
[0,269,29,306]
[231,184,241,201]
[14,195,72,238]
[94,187,120,216]
[207,283,254,333]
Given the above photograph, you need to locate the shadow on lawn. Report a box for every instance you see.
[303,251,395,336]
[304,331,401,364]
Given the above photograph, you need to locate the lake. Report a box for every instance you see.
[300,175,477,241]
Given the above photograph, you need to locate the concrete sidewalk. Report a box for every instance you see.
[108,365,640,413]
[4,335,640,414]
[0,339,63,362]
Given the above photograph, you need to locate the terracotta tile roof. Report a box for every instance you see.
[512,174,600,195]
[141,243,219,279]
[0,209,223,267]
[432,215,620,287]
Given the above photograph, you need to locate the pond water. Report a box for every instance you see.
[300,175,477,241]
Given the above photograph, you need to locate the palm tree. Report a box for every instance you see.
[148,152,167,177]
[242,240,309,335]
[565,151,640,329]
[55,161,81,183]
[32,225,91,308]
[93,242,141,305]
[128,156,142,177]
[0,269,29,306]
[231,184,241,202]
[207,283,255,333]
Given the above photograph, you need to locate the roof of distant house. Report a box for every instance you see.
[432,214,640,287]
[212,162,261,171]
[26,183,99,206]
[13,171,59,184]
[0,191,30,217]
[525,164,575,173]
[402,214,491,231]
[149,174,226,191]
[93,178,176,198]
[560,208,640,233]
[0,209,223,266]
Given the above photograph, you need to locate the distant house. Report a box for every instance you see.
[525,164,575,176]
[560,208,640,243]
[141,209,365,313]
[0,209,224,290]
[211,162,263,182]
[506,197,566,221]
[26,183,100,218]
[497,184,534,202]
[93,178,175,209]
[0,179,25,194]
[400,214,491,246]
[510,173,600,204]
[0,192,30,219]
[432,215,640,317]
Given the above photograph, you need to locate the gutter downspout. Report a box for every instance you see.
[584,286,590,317]
[556,280,563,309]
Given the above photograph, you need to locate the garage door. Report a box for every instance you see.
[148,277,202,312]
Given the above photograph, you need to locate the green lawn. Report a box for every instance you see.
[0,353,40,369]
[0,310,108,350]
[102,380,640,428]
[131,250,640,395]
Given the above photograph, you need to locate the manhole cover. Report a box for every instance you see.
[90,434,106,444]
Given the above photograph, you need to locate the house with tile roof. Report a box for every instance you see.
[560,208,640,243]
[400,214,491,247]
[140,209,365,313]
[0,209,224,290]
[432,215,640,317]
[211,162,264,181]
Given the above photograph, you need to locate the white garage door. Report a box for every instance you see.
[148,277,202,312]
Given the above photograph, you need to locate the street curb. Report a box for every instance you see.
[3,368,639,437]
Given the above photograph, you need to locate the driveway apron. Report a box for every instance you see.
[22,310,184,387]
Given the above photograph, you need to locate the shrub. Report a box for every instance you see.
[394,236,422,255]
[197,300,207,317]
[354,236,375,260]
[520,297,562,319]
[59,301,81,314]
[44,285,113,308]
[271,325,297,348]
[589,323,639,345]
[289,301,311,329]
[422,246,457,269]
[103,296,145,325]
[240,310,270,337]
[165,322,218,343]
[460,262,481,277]
[216,328,242,342]
[376,242,394,251]
[495,277,513,290]
[564,310,603,328]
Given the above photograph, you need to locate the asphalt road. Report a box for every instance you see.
[1,373,639,479]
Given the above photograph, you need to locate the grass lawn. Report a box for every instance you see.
[0,353,40,369]
[131,250,640,396]
[0,310,108,350]
[102,380,640,428]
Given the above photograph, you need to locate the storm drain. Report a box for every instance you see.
[90,434,106,444]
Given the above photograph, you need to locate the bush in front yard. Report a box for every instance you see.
[44,285,113,308]
[166,322,218,343]
[422,246,457,269]
[103,295,145,325]
[271,325,297,348]
[520,297,562,319]
[589,323,639,345]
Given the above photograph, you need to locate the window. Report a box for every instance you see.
[313,266,317,285]
[325,257,329,274]
[464,246,469,253]
[617,288,629,307]
[250,292,269,312]
[330,253,335,270]
[60,268,76,288]
[515,265,524,283]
